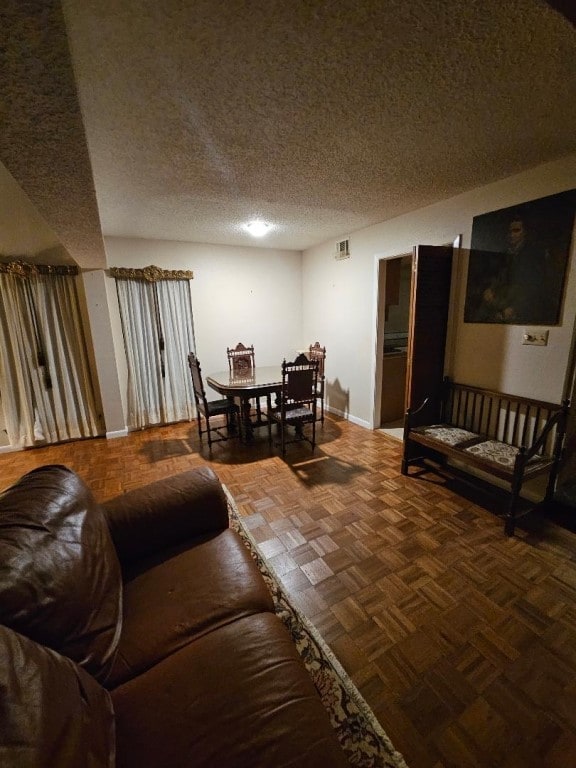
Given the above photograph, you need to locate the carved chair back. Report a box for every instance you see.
[227,342,255,378]
[308,342,326,378]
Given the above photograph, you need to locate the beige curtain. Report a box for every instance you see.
[115,277,195,429]
[0,271,100,447]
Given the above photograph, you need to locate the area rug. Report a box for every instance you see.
[223,485,409,768]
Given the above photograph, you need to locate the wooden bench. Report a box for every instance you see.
[401,378,570,536]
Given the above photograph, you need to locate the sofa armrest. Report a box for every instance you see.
[102,467,229,566]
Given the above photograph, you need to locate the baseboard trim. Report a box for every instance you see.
[105,428,129,439]
[0,444,20,454]
[327,406,371,430]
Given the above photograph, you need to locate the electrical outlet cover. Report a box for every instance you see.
[522,329,549,346]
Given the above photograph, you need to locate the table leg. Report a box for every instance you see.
[226,396,238,436]
[241,396,254,442]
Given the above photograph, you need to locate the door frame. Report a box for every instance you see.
[370,235,462,431]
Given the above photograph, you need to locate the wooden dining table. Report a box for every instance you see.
[206,366,283,441]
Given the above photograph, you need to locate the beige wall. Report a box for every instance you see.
[302,153,576,427]
[0,162,61,256]
[104,238,303,400]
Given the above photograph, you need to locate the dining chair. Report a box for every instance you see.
[268,353,319,455]
[187,352,240,448]
[226,342,255,378]
[308,342,326,423]
[226,342,266,427]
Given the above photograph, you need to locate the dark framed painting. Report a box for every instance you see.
[464,189,576,325]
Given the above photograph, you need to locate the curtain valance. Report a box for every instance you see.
[0,260,78,277]
[110,265,193,282]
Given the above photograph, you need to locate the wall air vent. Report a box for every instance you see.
[335,238,350,260]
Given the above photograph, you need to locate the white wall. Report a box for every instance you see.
[302,153,576,426]
[104,238,303,402]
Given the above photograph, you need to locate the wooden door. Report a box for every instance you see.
[405,245,453,426]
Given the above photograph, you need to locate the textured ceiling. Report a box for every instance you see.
[0,1,107,268]
[1,1,575,267]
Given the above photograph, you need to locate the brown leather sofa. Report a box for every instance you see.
[0,464,349,768]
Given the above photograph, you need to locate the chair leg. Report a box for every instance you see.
[206,414,215,448]
[311,416,316,451]
[240,397,253,442]
[224,407,238,439]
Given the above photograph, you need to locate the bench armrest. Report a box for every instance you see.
[521,402,569,462]
[405,396,430,429]
[102,467,229,566]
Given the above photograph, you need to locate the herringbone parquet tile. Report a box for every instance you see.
[1,415,576,768]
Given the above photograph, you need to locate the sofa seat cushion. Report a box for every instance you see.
[0,624,115,768]
[463,439,551,470]
[0,465,122,682]
[106,528,274,687]
[111,612,349,768]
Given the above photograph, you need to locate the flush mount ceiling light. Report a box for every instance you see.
[243,220,273,237]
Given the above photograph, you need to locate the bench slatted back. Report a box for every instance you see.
[444,382,562,456]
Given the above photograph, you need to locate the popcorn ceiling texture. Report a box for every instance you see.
[0,1,107,268]
[1,0,576,265]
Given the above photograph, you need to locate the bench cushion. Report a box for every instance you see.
[413,424,479,446]
[463,439,551,469]
[413,426,552,471]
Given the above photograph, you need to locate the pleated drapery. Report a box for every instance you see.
[0,270,100,448]
[115,275,196,429]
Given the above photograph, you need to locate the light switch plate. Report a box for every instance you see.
[522,329,549,346]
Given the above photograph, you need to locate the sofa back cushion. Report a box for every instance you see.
[0,624,115,768]
[0,465,122,682]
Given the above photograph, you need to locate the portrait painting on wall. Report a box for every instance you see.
[464,189,576,325]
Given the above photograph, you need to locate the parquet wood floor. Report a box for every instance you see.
[2,416,576,768]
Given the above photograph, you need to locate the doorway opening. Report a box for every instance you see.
[380,254,412,439]
[373,242,457,442]
[374,253,412,441]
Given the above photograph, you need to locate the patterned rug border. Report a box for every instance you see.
[223,484,409,768]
